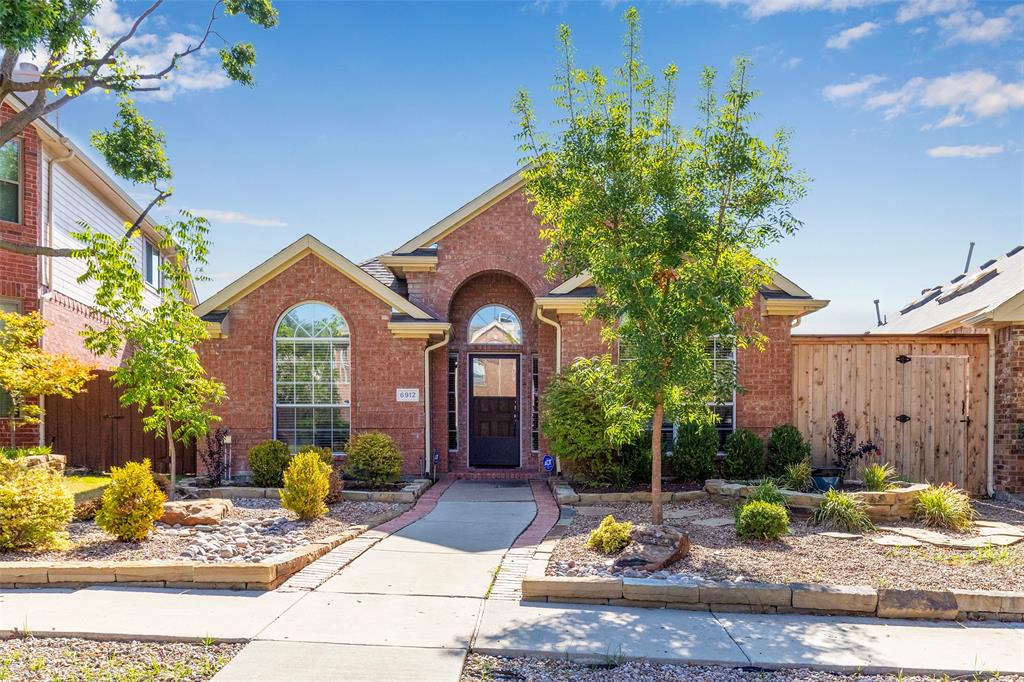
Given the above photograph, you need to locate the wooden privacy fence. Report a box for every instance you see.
[45,370,196,474]
[792,335,989,495]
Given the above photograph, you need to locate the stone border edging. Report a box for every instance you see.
[548,478,708,506]
[177,478,433,503]
[0,509,405,592]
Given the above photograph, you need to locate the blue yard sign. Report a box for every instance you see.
[542,454,555,473]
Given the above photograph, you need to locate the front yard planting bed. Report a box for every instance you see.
[0,637,241,681]
[178,477,432,503]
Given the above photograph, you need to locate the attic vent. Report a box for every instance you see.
[950,273,966,284]
[979,258,997,270]
[1007,245,1023,258]
[900,288,942,315]
[937,268,998,304]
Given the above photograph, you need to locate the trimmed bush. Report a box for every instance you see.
[298,445,342,503]
[862,462,897,492]
[586,515,633,554]
[748,479,788,508]
[248,440,292,488]
[811,489,873,533]
[346,432,403,487]
[0,468,74,550]
[95,459,166,542]
[782,458,813,493]
[736,500,789,540]
[668,421,718,483]
[280,450,331,520]
[915,483,974,531]
[608,435,652,488]
[765,425,811,477]
[722,429,764,480]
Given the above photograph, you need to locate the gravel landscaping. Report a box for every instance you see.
[0,637,240,681]
[0,499,407,564]
[547,499,1024,591]
[461,655,1023,681]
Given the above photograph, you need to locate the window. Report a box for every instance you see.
[468,304,522,344]
[707,336,737,448]
[447,353,458,452]
[144,240,162,287]
[0,140,20,223]
[531,353,539,452]
[0,299,21,417]
[274,302,351,452]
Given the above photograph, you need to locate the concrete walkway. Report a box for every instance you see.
[1,479,1022,680]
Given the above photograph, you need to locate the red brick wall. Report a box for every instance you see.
[736,310,796,439]
[40,291,121,370]
[0,103,41,446]
[559,312,611,369]
[993,324,1023,494]
[198,254,427,475]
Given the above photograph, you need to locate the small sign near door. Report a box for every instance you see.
[396,388,420,402]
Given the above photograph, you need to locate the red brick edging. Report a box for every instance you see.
[511,480,560,549]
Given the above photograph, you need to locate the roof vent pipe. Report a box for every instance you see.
[963,241,976,274]
[873,299,886,327]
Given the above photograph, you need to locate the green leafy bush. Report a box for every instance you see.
[0,468,74,550]
[607,436,652,488]
[811,489,873,533]
[586,515,633,554]
[722,429,764,480]
[736,500,789,540]
[95,459,166,542]
[346,432,403,487]
[914,483,974,531]
[748,479,788,508]
[280,450,331,520]
[668,421,718,483]
[765,425,811,477]
[248,440,292,488]
[862,462,897,492]
[782,458,813,492]
[0,445,53,460]
[298,445,341,503]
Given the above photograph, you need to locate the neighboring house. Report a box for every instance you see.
[879,245,1024,495]
[196,170,828,478]
[0,93,177,454]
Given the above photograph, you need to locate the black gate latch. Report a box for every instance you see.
[896,414,911,423]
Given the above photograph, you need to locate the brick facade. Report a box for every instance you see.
[736,310,796,440]
[993,325,1023,495]
[40,291,123,370]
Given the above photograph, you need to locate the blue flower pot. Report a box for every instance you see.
[811,467,843,492]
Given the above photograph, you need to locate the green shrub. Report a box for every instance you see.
[914,483,975,531]
[607,436,652,488]
[0,445,53,460]
[862,462,897,492]
[765,425,811,477]
[586,515,633,554]
[782,458,813,492]
[346,432,403,487]
[280,450,331,520]
[722,429,764,480]
[0,468,74,550]
[811,489,873,533]
[298,445,341,503]
[95,459,166,542]
[736,500,789,540]
[248,440,292,488]
[748,479,788,508]
[668,421,718,483]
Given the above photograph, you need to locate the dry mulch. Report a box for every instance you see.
[0,637,240,681]
[570,481,704,494]
[0,499,407,563]
[461,655,1022,681]
[549,498,1024,591]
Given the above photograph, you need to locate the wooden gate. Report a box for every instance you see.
[45,370,196,474]
[792,335,989,494]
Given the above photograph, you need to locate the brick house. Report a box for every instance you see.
[197,171,828,478]
[880,245,1024,495]
[1,91,178,451]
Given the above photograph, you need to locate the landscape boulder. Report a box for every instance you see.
[161,499,233,526]
[614,523,690,572]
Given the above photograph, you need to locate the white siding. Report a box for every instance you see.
[42,150,160,308]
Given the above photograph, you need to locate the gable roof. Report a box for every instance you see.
[880,244,1024,333]
[194,235,434,320]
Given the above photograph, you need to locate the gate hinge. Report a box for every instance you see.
[896,355,911,364]
[896,414,911,423]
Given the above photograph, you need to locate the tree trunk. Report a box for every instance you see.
[164,417,176,501]
[650,400,664,525]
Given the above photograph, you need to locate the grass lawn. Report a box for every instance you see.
[63,474,111,503]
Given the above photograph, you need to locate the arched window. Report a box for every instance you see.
[274,302,350,452]
[468,304,522,344]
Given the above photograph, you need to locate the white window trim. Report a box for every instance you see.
[0,139,22,224]
[467,304,523,345]
[143,239,163,290]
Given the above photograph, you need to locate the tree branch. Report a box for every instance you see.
[0,239,80,258]
[123,188,173,241]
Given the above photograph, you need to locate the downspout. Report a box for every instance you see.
[987,328,996,497]
[535,304,562,473]
[423,329,450,477]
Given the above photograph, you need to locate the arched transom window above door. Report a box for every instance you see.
[274,302,351,453]
[468,304,522,345]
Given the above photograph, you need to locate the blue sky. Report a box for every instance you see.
[54,0,1024,332]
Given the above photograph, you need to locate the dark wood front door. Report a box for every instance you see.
[469,354,520,467]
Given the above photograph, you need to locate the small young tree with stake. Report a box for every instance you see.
[514,7,808,523]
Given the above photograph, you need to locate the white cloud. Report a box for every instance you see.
[822,74,886,101]
[826,21,880,49]
[741,0,880,18]
[190,208,288,228]
[920,112,967,130]
[926,144,1004,158]
[783,57,803,69]
[896,0,969,23]
[937,6,1020,44]
[861,70,1024,121]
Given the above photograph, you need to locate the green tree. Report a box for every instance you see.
[514,8,808,523]
[0,0,278,257]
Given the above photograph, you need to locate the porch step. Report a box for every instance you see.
[443,469,545,481]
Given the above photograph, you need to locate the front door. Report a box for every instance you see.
[469,354,520,467]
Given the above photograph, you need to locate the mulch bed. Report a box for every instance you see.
[0,637,241,681]
[0,499,407,563]
[548,498,1024,591]
[569,481,704,494]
